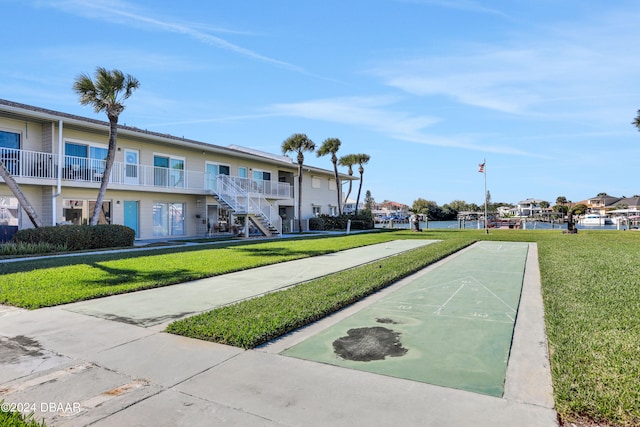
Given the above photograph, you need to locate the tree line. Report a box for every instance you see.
[282,134,371,233]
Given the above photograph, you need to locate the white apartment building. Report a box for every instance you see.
[0,99,352,240]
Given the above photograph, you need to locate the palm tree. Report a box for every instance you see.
[316,137,342,214]
[282,133,316,232]
[0,163,43,227]
[633,109,640,131]
[73,67,139,226]
[338,154,357,210]
[353,153,371,216]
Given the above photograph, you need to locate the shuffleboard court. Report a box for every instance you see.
[282,241,529,397]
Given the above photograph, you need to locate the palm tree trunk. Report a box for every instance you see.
[297,163,303,232]
[90,119,118,225]
[343,166,353,209]
[332,157,341,215]
[0,161,43,228]
[355,168,364,217]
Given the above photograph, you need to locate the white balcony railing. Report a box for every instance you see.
[0,149,292,199]
[0,148,58,179]
[207,175,292,198]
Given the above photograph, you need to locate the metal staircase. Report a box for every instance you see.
[212,175,281,237]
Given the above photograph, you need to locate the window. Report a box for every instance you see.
[252,170,271,181]
[329,205,338,216]
[329,179,337,191]
[252,169,271,193]
[64,141,107,180]
[0,196,19,226]
[62,199,111,225]
[312,205,321,216]
[205,162,230,191]
[154,155,185,188]
[238,167,247,178]
[0,130,20,175]
[312,176,321,189]
[153,202,185,236]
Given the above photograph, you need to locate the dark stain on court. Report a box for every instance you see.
[333,326,408,362]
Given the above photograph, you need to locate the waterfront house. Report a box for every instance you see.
[583,194,622,215]
[513,198,545,217]
[0,99,353,240]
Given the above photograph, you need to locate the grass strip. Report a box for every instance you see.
[0,231,434,309]
[166,236,473,348]
[535,232,640,427]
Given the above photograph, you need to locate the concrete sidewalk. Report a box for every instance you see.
[0,240,557,427]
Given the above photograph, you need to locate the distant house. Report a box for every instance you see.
[607,196,640,211]
[378,200,410,215]
[513,198,545,217]
[497,206,511,217]
[342,198,360,214]
[580,194,622,215]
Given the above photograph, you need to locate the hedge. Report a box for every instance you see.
[309,213,375,231]
[13,224,135,251]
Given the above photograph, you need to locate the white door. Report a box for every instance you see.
[124,149,139,185]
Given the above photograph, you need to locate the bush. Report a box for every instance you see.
[309,217,325,230]
[312,213,374,231]
[13,224,134,251]
[89,224,135,248]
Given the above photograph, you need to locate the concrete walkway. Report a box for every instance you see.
[0,240,558,427]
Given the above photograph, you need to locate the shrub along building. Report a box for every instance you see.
[0,99,353,241]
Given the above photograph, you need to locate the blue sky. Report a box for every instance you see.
[2,0,639,206]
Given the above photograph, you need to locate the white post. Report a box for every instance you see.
[483,158,488,234]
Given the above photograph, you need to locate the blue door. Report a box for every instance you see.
[124,201,139,237]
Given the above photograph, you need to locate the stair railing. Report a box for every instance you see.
[215,175,281,235]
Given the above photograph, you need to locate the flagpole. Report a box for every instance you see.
[483,158,488,234]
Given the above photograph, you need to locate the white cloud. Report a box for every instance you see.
[372,8,640,121]
[35,0,306,72]
[266,96,537,155]
[268,96,437,134]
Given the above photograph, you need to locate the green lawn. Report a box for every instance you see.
[1,229,639,426]
[0,232,408,308]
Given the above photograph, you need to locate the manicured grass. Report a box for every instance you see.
[0,231,428,308]
[166,236,473,348]
[534,232,640,427]
[1,229,639,426]
[165,229,640,427]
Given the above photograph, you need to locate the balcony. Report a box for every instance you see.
[1,148,58,179]
[0,148,292,199]
[206,175,292,199]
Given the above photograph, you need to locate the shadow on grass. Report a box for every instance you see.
[0,238,270,275]
[0,232,398,275]
[232,246,333,258]
[77,260,210,289]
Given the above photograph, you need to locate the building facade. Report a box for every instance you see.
[0,99,350,240]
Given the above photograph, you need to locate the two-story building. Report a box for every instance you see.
[512,198,545,217]
[0,99,352,240]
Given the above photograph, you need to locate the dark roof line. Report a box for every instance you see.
[0,98,353,178]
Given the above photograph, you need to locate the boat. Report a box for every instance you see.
[579,214,612,226]
[607,209,640,225]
